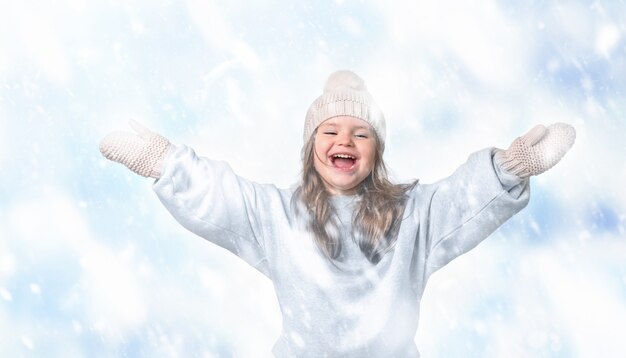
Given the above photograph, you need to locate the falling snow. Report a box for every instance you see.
[1,0,625,357]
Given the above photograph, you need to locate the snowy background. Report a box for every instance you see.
[1,0,625,356]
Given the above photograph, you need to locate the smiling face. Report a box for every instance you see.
[313,116,377,195]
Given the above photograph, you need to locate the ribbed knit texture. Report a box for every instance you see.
[304,71,386,148]
[99,128,171,178]
[494,123,576,178]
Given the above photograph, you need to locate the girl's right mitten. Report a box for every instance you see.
[99,120,171,178]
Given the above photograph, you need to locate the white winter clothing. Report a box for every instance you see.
[152,145,530,357]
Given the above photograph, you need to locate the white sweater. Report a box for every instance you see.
[153,145,530,357]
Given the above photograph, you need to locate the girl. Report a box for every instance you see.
[100,70,575,357]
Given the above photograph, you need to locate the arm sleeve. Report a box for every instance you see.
[418,148,530,275]
[152,144,270,276]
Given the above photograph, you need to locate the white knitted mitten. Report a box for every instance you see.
[99,120,171,178]
[494,123,576,178]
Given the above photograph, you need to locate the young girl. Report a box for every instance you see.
[100,70,575,357]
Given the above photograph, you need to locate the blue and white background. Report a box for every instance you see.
[1,0,625,356]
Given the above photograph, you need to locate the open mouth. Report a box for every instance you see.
[330,154,357,169]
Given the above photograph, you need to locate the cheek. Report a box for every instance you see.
[314,141,331,160]
[362,147,377,170]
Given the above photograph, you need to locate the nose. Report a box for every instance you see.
[337,132,354,146]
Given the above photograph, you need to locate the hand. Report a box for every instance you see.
[99,120,171,178]
[494,123,576,178]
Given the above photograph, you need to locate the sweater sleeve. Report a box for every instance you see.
[152,144,270,276]
[417,148,530,276]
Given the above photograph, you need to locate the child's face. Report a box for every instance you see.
[313,115,377,195]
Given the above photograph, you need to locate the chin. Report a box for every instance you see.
[332,183,360,195]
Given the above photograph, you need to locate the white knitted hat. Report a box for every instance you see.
[304,70,386,149]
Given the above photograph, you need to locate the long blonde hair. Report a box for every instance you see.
[293,129,417,264]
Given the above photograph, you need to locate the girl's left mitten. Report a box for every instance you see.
[494,123,575,178]
[99,120,171,178]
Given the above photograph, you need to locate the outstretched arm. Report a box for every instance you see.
[420,123,575,275]
[99,121,271,276]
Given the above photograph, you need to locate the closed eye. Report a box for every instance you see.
[323,131,337,135]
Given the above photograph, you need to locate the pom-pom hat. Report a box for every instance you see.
[304,70,386,149]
